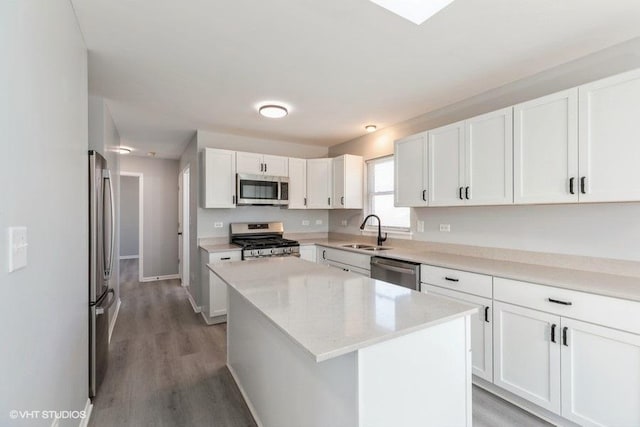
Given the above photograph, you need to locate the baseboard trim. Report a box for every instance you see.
[108,298,121,343]
[119,255,139,260]
[200,311,226,325]
[227,364,263,427]
[473,377,579,427]
[186,290,201,313]
[78,398,93,427]
[140,273,179,282]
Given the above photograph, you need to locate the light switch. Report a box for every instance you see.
[8,227,28,272]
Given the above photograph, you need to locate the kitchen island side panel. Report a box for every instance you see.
[226,288,359,427]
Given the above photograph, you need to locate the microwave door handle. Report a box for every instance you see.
[103,170,116,281]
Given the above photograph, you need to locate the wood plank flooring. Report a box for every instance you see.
[90,259,551,427]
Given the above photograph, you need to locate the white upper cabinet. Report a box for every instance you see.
[306,158,333,209]
[578,69,640,202]
[236,151,288,177]
[394,132,428,207]
[514,89,579,204]
[465,107,513,206]
[428,121,466,206]
[202,148,236,208]
[332,154,363,209]
[288,158,307,209]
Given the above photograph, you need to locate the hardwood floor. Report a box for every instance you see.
[90,259,550,427]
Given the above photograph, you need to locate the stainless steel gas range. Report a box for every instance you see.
[230,222,300,260]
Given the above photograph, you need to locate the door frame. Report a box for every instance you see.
[179,165,190,287]
[120,172,144,282]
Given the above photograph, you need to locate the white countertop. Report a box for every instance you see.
[208,257,476,362]
[311,240,640,303]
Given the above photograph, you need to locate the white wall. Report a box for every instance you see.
[121,156,179,278]
[329,37,640,262]
[0,0,90,424]
[120,176,139,257]
[88,95,122,321]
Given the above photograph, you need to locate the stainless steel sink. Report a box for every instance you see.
[364,246,392,251]
[342,243,374,249]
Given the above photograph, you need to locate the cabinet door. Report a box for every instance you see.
[560,318,640,427]
[394,133,428,207]
[236,151,263,175]
[514,89,579,204]
[288,158,307,209]
[263,154,288,177]
[578,69,640,202]
[429,122,465,206]
[421,284,493,382]
[207,251,241,318]
[341,155,363,209]
[299,245,316,262]
[465,107,513,205]
[332,156,345,208]
[307,159,332,208]
[493,302,561,413]
[202,148,236,208]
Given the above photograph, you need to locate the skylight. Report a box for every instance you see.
[369,0,455,25]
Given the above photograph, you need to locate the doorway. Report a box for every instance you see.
[179,165,190,287]
[120,172,144,282]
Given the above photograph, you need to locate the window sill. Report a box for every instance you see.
[361,227,413,240]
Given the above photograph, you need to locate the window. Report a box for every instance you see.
[366,156,410,231]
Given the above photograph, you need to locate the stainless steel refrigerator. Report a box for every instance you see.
[89,150,116,398]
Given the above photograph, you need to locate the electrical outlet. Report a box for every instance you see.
[341,220,348,226]
[439,224,451,232]
[417,220,425,232]
[214,222,223,228]
[315,219,323,225]
[302,220,310,226]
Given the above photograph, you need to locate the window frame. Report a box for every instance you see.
[364,155,411,234]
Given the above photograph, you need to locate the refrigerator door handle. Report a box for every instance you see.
[103,170,116,281]
[96,288,116,315]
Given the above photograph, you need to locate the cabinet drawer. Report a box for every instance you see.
[420,265,492,298]
[494,277,640,335]
[325,261,370,277]
[209,250,242,263]
[319,247,371,270]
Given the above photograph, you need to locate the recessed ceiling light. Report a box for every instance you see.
[369,0,455,25]
[365,125,377,133]
[116,147,131,154]
[259,104,288,119]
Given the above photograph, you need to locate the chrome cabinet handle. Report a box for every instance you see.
[103,170,116,281]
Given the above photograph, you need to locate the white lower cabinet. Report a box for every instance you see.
[421,284,493,382]
[493,301,561,413]
[299,245,316,262]
[560,318,640,427]
[206,250,242,320]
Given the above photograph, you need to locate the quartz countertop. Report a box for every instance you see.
[208,257,476,362]
[312,241,640,303]
[199,243,241,253]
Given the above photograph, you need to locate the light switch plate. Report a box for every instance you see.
[8,227,28,272]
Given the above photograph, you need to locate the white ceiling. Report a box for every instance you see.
[71,0,640,158]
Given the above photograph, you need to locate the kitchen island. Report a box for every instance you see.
[208,257,477,427]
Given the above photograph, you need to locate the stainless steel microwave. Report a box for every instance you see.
[236,174,289,205]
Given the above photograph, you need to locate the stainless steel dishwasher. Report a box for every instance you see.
[370,256,420,291]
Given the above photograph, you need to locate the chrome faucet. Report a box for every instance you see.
[359,214,387,246]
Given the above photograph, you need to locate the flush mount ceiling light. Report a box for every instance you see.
[365,125,377,133]
[116,147,131,154]
[369,0,455,25]
[259,104,288,119]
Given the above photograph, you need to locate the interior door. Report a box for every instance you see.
[178,170,183,285]
[465,107,513,205]
[560,318,640,427]
[493,301,561,413]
